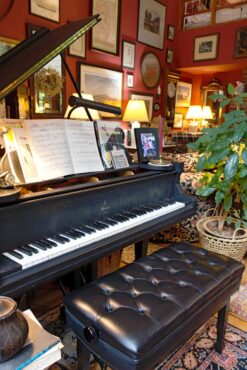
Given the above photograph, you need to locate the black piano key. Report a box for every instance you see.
[71,228,85,237]
[121,211,136,219]
[18,246,32,256]
[31,242,47,251]
[39,239,53,249]
[97,221,109,228]
[101,218,118,226]
[62,231,78,240]
[44,238,57,247]
[25,244,39,254]
[0,254,22,276]
[90,222,105,230]
[9,250,24,259]
[77,225,95,234]
[50,235,67,244]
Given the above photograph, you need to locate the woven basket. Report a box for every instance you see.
[96,249,122,277]
[197,217,247,261]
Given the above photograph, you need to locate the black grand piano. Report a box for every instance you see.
[0,16,196,298]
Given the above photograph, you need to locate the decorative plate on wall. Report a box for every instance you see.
[140,52,161,89]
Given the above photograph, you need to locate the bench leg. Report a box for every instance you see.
[215,299,230,353]
[77,338,91,370]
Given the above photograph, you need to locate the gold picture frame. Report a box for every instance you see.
[140,52,161,89]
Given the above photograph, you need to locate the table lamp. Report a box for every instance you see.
[202,105,213,127]
[64,93,100,120]
[123,100,149,147]
[186,105,203,132]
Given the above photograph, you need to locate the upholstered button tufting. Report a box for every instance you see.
[84,325,99,343]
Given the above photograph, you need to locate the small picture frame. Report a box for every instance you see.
[29,0,60,23]
[122,40,135,69]
[194,33,219,61]
[166,48,173,64]
[167,25,175,41]
[111,149,129,169]
[68,34,86,59]
[176,81,192,108]
[234,27,247,58]
[135,128,159,163]
[174,113,183,128]
[127,73,134,88]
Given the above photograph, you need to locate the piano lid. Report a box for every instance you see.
[0,14,100,101]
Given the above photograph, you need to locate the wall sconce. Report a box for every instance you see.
[186,105,203,132]
[123,100,149,147]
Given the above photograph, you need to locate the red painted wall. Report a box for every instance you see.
[0,0,180,118]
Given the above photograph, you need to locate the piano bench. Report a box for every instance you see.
[64,242,244,370]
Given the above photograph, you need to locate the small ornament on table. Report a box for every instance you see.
[149,115,171,166]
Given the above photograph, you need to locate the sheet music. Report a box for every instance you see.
[64,119,104,173]
[22,119,74,180]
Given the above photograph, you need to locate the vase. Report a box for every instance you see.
[0,296,29,363]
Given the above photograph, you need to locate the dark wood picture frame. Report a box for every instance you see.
[194,33,219,62]
[166,48,173,64]
[234,27,247,58]
[140,51,161,89]
[167,24,175,40]
[91,0,121,55]
[135,127,159,163]
[27,23,65,118]
[29,0,60,23]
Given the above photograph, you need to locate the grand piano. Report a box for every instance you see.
[0,16,197,298]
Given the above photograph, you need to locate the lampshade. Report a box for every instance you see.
[202,105,213,119]
[123,100,149,123]
[185,105,203,120]
[64,93,100,120]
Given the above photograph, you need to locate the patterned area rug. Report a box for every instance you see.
[230,284,247,322]
[48,317,247,370]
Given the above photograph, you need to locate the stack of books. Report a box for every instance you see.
[3,309,63,370]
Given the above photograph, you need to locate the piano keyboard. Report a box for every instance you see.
[3,201,185,270]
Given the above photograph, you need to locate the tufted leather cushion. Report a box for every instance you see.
[65,243,244,369]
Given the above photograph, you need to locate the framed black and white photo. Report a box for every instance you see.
[135,128,159,163]
[137,0,166,50]
[166,48,173,64]
[68,34,86,59]
[79,63,123,118]
[194,33,219,61]
[91,0,120,55]
[29,0,60,23]
[122,40,135,69]
[167,24,175,40]
[127,73,134,88]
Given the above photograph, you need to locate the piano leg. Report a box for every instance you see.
[135,239,148,260]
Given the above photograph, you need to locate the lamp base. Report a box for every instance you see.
[148,155,171,166]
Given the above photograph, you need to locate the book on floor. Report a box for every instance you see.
[3,309,63,370]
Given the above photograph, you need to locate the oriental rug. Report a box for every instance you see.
[230,284,247,322]
[48,317,247,370]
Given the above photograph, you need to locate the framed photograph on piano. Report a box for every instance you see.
[135,128,159,163]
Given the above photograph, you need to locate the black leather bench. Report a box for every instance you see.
[64,242,244,370]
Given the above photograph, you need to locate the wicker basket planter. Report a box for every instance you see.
[197,217,247,262]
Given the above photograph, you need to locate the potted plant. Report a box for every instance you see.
[187,83,247,261]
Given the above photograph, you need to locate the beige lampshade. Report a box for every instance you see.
[186,105,203,120]
[123,100,149,122]
[202,105,213,119]
[64,93,100,120]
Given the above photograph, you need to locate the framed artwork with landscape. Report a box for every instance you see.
[79,63,123,118]
[137,0,166,50]
[194,33,219,61]
[234,27,247,58]
[176,81,192,108]
[91,0,120,55]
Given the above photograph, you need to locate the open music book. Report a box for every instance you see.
[3,119,104,184]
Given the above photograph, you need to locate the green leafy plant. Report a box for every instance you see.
[188,83,247,232]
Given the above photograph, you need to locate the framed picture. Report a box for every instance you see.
[79,63,123,118]
[140,52,161,89]
[130,92,153,122]
[167,25,175,40]
[135,128,159,163]
[127,73,134,88]
[68,35,86,59]
[0,36,18,57]
[176,81,192,108]
[234,27,247,58]
[166,48,173,64]
[194,33,219,61]
[91,0,120,55]
[137,0,166,50]
[29,0,60,23]
[174,113,183,128]
[122,40,135,69]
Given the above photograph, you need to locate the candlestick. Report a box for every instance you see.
[158,115,163,155]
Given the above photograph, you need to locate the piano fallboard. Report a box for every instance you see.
[0,166,196,297]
